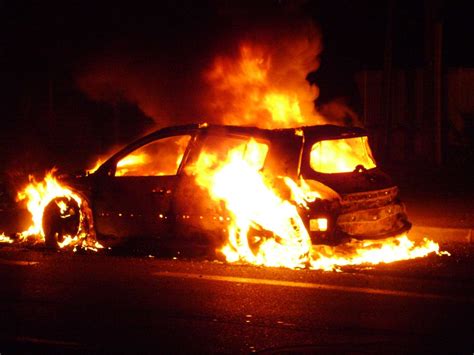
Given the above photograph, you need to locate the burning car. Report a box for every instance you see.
[40,123,411,254]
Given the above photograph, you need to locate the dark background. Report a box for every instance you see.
[1,0,473,179]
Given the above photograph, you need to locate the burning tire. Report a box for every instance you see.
[42,196,81,249]
[247,226,271,254]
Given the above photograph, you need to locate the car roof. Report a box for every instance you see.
[144,123,368,140]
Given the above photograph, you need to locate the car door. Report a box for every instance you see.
[92,134,193,241]
[173,132,270,247]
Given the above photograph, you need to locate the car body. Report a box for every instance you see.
[50,123,410,250]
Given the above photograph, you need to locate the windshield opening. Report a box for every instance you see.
[310,136,376,174]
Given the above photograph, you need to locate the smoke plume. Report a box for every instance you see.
[76,1,327,129]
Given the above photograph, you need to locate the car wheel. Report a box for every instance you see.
[42,196,81,249]
[246,226,272,255]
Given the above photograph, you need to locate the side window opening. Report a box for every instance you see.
[196,135,269,171]
[115,135,191,177]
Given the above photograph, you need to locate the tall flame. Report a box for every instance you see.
[205,38,325,128]
[189,140,445,271]
[190,139,311,268]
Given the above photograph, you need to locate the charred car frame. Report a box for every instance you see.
[44,123,411,251]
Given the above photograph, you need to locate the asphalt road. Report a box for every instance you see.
[0,243,473,354]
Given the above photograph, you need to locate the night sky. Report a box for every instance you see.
[0,0,472,176]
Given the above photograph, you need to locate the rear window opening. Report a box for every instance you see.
[310,136,376,174]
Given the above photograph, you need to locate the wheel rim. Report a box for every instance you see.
[42,196,81,248]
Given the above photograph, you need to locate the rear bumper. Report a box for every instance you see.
[307,186,412,244]
[336,186,412,240]
[336,202,412,239]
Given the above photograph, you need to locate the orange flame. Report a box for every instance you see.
[310,235,444,272]
[0,233,14,244]
[116,152,149,176]
[190,139,311,268]
[3,171,103,251]
[310,136,376,174]
[205,39,325,128]
[89,135,190,177]
[87,158,105,174]
[189,139,446,270]
[17,171,82,239]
